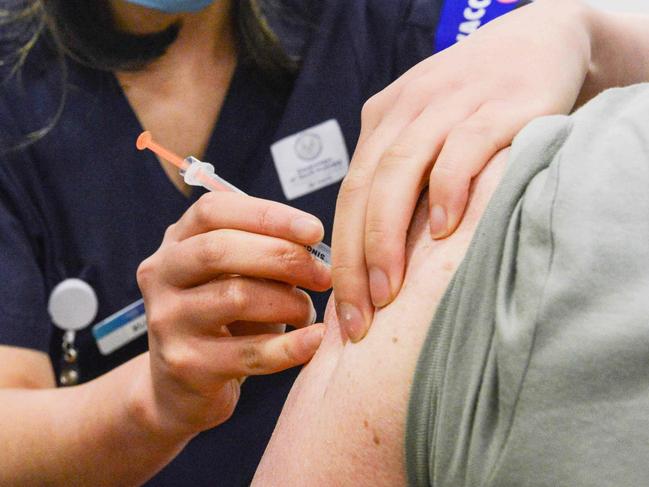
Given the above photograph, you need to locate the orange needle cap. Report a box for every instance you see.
[136,131,189,171]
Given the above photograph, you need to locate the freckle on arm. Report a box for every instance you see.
[372,432,381,446]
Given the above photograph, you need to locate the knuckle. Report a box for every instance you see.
[338,171,369,202]
[379,143,416,170]
[398,76,438,107]
[399,80,430,104]
[239,340,265,372]
[158,345,196,383]
[213,382,239,424]
[136,257,157,289]
[273,244,303,271]
[194,193,217,226]
[450,120,496,148]
[438,76,464,94]
[479,99,508,113]
[433,156,460,177]
[255,204,277,233]
[361,94,382,123]
[431,161,466,187]
[281,339,299,365]
[163,223,177,241]
[398,83,419,101]
[146,306,163,333]
[222,279,251,314]
[145,300,175,335]
[364,224,393,251]
[331,261,362,281]
[197,233,227,267]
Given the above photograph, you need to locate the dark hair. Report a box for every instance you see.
[0,0,305,150]
[0,1,47,79]
[40,0,299,87]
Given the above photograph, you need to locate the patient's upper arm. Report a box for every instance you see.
[253,151,508,486]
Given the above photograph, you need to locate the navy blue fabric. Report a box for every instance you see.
[0,0,519,484]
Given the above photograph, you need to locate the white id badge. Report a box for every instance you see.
[92,299,147,355]
[270,119,350,200]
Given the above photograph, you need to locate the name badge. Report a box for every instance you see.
[92,299,147,355]
[271,119,350,200]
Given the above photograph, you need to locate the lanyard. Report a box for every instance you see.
[434,0,521,53]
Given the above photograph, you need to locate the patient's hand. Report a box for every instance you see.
[253,149,509,486]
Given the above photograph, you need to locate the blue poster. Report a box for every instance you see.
[434,0,523,53]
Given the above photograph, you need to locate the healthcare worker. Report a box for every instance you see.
[0,0,528,485]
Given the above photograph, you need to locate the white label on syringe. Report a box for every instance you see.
[307,242,331,266]
[271,119,350,200]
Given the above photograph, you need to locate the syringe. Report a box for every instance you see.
[136,131,332,266]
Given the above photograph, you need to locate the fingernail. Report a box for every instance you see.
[337,302,366,343]
[369,267,391,308]
[304,324,325,350]
[430,204,448,239]
[290,217,324,242]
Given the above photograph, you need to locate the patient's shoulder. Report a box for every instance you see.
[252,151,509,486]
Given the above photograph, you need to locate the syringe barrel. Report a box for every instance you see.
[182,157,331,266]
[183,157,244,194]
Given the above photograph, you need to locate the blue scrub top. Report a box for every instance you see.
[0,0,525,484]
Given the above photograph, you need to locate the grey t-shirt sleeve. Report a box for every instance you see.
[406,83,649,487]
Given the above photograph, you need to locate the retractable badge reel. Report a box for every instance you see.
[48,279,98,386]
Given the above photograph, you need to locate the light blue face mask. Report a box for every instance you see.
[124,0,215,14]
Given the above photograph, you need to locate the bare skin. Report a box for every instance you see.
[113,0,237,195]
[4,1,649,484]
[253,149,509,486]
[0,2,328,485]
[332,0,649,343]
